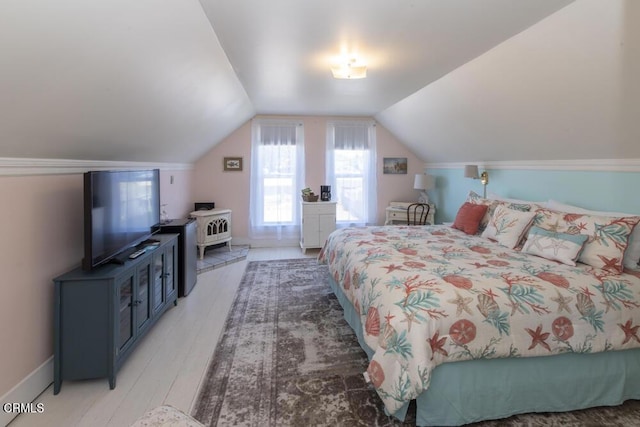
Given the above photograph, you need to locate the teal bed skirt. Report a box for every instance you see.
[328,274,640,426]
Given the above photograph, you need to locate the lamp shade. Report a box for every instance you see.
[413,174,435,190]
[464,165,479,179]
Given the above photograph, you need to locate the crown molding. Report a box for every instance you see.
[424,158,640,173]
[0,157,193,176]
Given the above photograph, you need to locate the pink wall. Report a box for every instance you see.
[193,116,425,241]
[0,168,192,398]
[375,124,428,222]
[0,174,83,397]
[193,121,252,232]
[159,169,195,219]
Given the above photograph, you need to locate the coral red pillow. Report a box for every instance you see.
[452,202,489,235]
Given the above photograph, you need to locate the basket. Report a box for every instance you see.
[302,194,319,202]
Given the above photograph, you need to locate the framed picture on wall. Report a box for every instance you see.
[223,157,243,171]
[383,157,407,174]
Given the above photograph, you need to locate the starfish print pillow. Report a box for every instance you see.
[522,226,589,266]
[531,209,640,273]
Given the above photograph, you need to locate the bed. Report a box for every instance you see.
[318,197,640,426]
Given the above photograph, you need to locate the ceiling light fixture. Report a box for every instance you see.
[331,58,367,79]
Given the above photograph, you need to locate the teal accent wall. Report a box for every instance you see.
[426,168,640,224]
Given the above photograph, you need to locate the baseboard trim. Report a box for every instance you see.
[0,157,193,176]
[232,237,299,248]
[0,356,53,426]
[425,158,640,172]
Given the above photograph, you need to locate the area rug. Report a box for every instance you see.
[191,258,640,426]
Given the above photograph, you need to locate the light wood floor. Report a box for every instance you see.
[10,247,320,427]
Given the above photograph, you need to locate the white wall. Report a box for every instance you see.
[0,0,254,163]
[377,0,640,163]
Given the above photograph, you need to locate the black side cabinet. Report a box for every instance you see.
[159,219,197,297]
[53,234,178,394]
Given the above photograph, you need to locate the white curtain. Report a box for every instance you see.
[326,120,377,226]
[249,118,305,240]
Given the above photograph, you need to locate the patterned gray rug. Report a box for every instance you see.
[191,258,640,426]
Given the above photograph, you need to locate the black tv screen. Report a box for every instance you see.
[83,169,161,271]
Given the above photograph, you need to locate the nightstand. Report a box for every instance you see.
[300,201,337,253]
[385,202,435,225]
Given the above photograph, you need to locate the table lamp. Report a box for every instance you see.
[413,174,435,203]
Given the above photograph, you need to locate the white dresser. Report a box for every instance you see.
[300,202,337,253]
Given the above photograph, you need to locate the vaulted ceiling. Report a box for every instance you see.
[6,0,637,166]
[199,0,573,117]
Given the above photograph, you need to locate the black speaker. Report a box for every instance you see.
[194,202,215,211]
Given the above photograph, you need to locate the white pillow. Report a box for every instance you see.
[481,204,536,249]
[522,226,589,266]
[488,192,546,207]
[547,199,640,270]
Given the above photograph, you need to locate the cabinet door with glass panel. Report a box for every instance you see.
[136,259,153,334]
[163,241,177,302]
[152,250,166,314]
[117,271,136,357]
[151,241,177,315]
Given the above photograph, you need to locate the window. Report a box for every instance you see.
[326,120,377,225]
[249,119,305,240]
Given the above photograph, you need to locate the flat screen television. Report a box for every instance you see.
[82,169,161,271]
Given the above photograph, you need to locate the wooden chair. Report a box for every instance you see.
[407,203,431,225]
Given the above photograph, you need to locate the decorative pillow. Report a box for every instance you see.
[569,214,639,274]
[466,191,533,234]
[532,207,640,273]
[465,191,494,233]
[481,204,536,249]
[522,226,589,266]
[547,199,640,271]
[531,207,565,231]
[452,202,489,235]
[488,192,546,207]
[466,190,486,203]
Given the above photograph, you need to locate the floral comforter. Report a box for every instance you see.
[318,225,640,416]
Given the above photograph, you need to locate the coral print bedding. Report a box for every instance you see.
[318,225,640,417]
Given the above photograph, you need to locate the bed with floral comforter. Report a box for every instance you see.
[318,224,640,424]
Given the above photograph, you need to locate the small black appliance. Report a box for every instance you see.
[320,185,331,201]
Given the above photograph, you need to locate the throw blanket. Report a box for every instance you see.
[318,225,640,415]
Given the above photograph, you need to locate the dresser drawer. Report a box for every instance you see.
[303,202,336,215]
[387,209,407,220]
[385,203,435,225]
